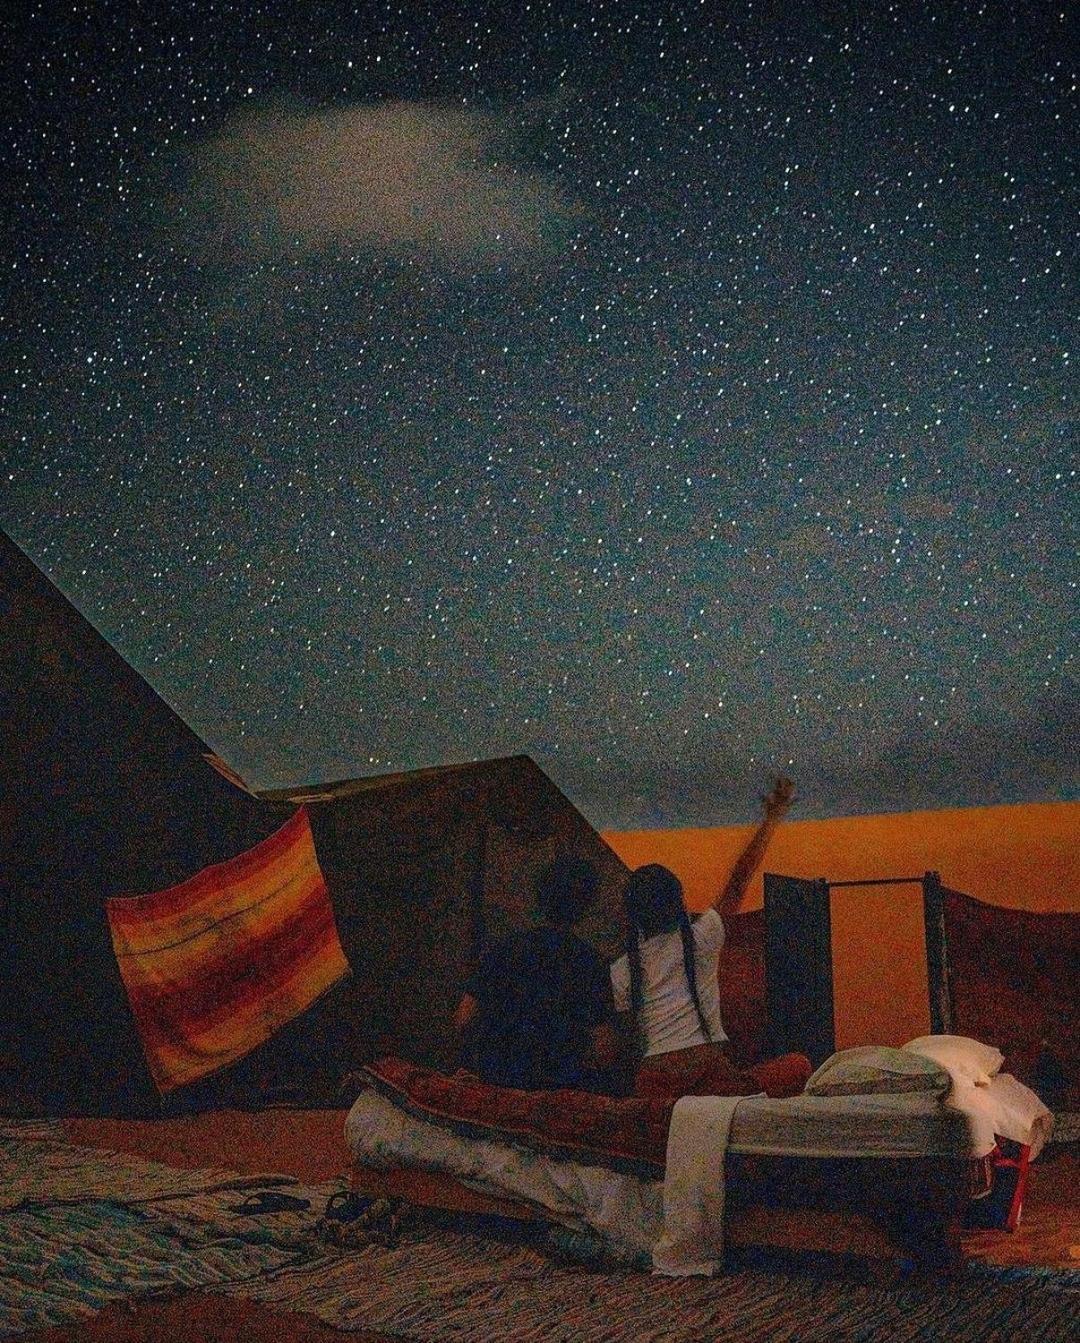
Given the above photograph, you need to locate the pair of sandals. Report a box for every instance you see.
[228,1190,311,1216]
[228,1186,413,1249]
[317,1191,413,1248]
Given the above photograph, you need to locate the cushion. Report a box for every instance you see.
[806,1046,951,1098]
[902,1035,1004,1089]
[361,1056,674,1176]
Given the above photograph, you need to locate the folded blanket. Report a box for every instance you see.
[652,1094,747,1277]
[946,1074,1054,1158]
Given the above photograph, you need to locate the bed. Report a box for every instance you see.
[343,1052,1050,1274]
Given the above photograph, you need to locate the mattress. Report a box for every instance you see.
[727,1090,975,1160]
[345,1084,993,1257]
[346,1088,664,1258]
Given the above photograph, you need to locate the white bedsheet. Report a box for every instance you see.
[944,1073,1053,1158]
[652,1094,744,1276]
[345,1090,663,1259]
[728,1090,974,1159]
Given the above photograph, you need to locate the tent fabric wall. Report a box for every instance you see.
[926,884,1079,1110]
[0,532,628,1118]
[267,758,630,1092]
[1,532,284,1116]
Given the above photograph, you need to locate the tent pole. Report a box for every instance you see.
[468,824,488,966]
[922,870,952,1034]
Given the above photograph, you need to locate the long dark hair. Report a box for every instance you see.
[623,864,711,1049]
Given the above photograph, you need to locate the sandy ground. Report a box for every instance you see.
[65,1110,352,1185]
[23,1294,400,1343]
[11,1111,1077,1342]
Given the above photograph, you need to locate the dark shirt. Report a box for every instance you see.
[463,924,613,1091]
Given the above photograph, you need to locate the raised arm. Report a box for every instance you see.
[716,775,795,917]
[452,992,478,1033]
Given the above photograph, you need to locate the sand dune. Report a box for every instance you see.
[603,801,1078,1049]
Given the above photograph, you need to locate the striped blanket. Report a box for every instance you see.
[106,808,349,1092]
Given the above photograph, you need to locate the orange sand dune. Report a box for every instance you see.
[603,801,1079,1050]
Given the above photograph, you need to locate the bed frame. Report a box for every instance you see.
[348,1148,973,1274]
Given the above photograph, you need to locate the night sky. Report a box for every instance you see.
[4,3,1076,828]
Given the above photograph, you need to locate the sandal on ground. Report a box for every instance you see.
[321,1190,375,1224]
[229,1190,311,1216]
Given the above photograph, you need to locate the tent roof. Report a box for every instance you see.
[259,754,538,804]
[1,528,510,800]
[1,527,220,755]
[1,528,627,1117]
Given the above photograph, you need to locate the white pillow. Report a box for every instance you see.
[805,1046,950,1098]
[902,1035,1004,1088]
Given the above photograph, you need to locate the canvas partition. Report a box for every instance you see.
[718,908,767,1069]
[924,883,1079,1111]
[764,874,835,1068]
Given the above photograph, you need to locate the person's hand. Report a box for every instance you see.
[763,774,796,819]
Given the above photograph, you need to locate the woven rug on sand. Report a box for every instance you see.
[0,1199,308,1337]
[0,1134,300,1213]
[0,1138,343,1338]
[1,1132,1076,1343]
[0,1119,68,1145]
[222,1229,1080,1343]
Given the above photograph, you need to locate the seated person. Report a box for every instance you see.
[452,856,618,1093]
[611,776,811,1100]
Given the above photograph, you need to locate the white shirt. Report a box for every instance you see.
[610,908,728,1057]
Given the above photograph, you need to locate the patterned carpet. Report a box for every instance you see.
[0,1122,299,1215]
[0,1128,338,1337]
[0,1201,302,1337]
[1,1126,1077,1342]
[222,1229,1080,1343]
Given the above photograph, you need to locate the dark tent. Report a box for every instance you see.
[0,531,629,1117]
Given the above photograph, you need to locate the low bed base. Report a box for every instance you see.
[348,1151,977,1275]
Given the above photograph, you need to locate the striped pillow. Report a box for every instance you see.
[806,1046,951,1097]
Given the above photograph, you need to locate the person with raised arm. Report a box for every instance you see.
[610,776,811,1099]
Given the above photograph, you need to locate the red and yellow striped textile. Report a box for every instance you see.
[106,808,349,1093]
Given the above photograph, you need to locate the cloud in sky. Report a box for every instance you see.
[182,99,581,267]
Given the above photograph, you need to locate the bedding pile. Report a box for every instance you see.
[346,1087,664,1260]
[347,1040,1054,1275]
[903,1035,1054,1157]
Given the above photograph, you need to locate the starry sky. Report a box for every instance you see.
[4,2,1076,828]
